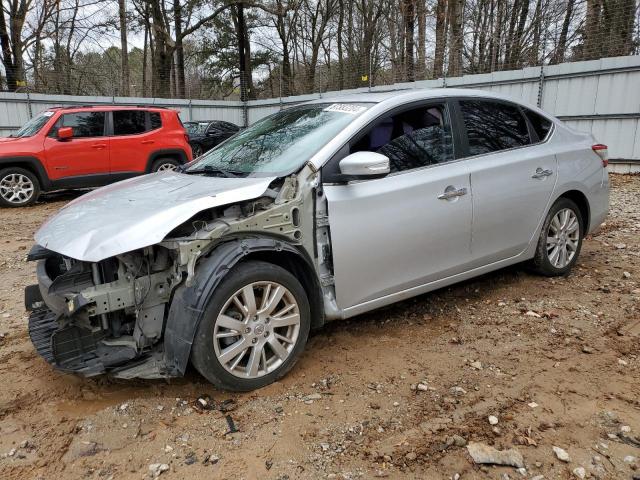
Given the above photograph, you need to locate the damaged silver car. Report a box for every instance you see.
[26,89,609,391]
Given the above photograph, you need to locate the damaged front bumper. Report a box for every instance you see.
[25,244,179,378]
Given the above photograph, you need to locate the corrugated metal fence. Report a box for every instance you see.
[2,55,639,160]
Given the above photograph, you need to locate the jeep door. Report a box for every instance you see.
[109,110,162,173]
[43,111,109,180]
[323,101,473,312]
[455,99,557,266]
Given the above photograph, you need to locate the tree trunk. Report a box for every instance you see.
[447,0,463,77]
[174,0,186,98]
[433,0,447,78]
[149,0,172,98]
[416,0,426,79]
[337,0,344,89]
[552,0,574,63]
[142,5,149,97]
[404,0,415,81]
[118,0,130,96]
[583,0,602,60]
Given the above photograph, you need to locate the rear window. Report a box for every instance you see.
[524,109,553,141]
[150,112,162,130]
[460,100,531,156]
[113,110,146,135]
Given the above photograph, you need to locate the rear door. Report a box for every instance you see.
[324,101,473,311]
[43,111,109,180]
[109,110,161,173]
[457,99,557,266]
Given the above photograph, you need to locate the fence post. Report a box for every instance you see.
[537,64,545,108]
[26,91,33,119]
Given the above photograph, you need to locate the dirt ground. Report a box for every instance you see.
[0,175,639,480]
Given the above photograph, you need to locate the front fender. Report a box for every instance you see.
[162,236,310,376]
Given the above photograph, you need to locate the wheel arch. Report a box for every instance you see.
[557,189,590,234]
[145,149,188,173]
[163,236,323,376]
[0,156,51,190]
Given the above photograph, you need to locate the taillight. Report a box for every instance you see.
[184,133,190,143]
[592,144,608,167]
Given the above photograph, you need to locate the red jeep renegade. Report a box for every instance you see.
[0,105,192,207]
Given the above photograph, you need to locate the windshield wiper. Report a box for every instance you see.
[182,165,238,178]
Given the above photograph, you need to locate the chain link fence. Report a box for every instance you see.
[1,0,638,103]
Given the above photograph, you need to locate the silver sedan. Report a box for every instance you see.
[27,89,609,391]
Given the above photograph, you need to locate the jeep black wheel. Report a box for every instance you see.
[191,260,311,391]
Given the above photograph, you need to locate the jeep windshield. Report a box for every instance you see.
[184,102,371,177]
[10,111,54,138]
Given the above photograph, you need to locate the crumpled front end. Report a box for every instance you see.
[25,244,181,377]
[24,167,328,380]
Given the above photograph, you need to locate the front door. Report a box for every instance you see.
[457,99,557,265]
[323,102,473,312]
[44,111,109,180]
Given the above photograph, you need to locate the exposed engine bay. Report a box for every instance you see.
[25,165,338,379]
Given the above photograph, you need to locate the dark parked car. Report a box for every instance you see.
[184,120,239,157]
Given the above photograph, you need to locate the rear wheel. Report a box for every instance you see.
[191,260,310,391]
[151,158,181,172]
[531,197,584,276]
[0,167,40,207]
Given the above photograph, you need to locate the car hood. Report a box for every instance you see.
[0,136,26,144]
[34,172,276,262]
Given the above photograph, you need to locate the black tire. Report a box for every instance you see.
[0,167,40,208]
[191,143,203,158]
[151,157,181,172]
[191,260,311,391]
[531,197,584,276]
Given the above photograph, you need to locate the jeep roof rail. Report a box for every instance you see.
[48,104,170,110]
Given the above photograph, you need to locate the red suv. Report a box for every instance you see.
[0,106,192,207]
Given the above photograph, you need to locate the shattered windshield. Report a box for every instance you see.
[11,111,55,138]
[185,102,371,177]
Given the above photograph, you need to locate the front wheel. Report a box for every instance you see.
[531,197,584,276]
[0,167,40,207]
[191,260,311,391]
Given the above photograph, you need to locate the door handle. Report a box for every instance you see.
[532,167,553,179]
[91,143,107,149]
[141,140,155,145]
[438,186,468,200]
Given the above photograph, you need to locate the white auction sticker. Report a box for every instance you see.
[323,104,366,114]
[42,111,54,117]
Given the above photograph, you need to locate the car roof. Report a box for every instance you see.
[46,105,174,113]
[304,87,529,107]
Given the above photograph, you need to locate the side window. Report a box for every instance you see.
[50,112,105,138]
[150,112,162,130]
[460,100,530,156]
[113,110,147,135]
[524,109,552,141]
[351,104,454,173]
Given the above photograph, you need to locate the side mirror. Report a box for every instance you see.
[338,151,390,180]
[57,127,73,141]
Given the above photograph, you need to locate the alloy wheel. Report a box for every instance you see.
[0,173,35,205]
[156,163,178,171]
[546,208,580,269]
[213,281,301,379]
